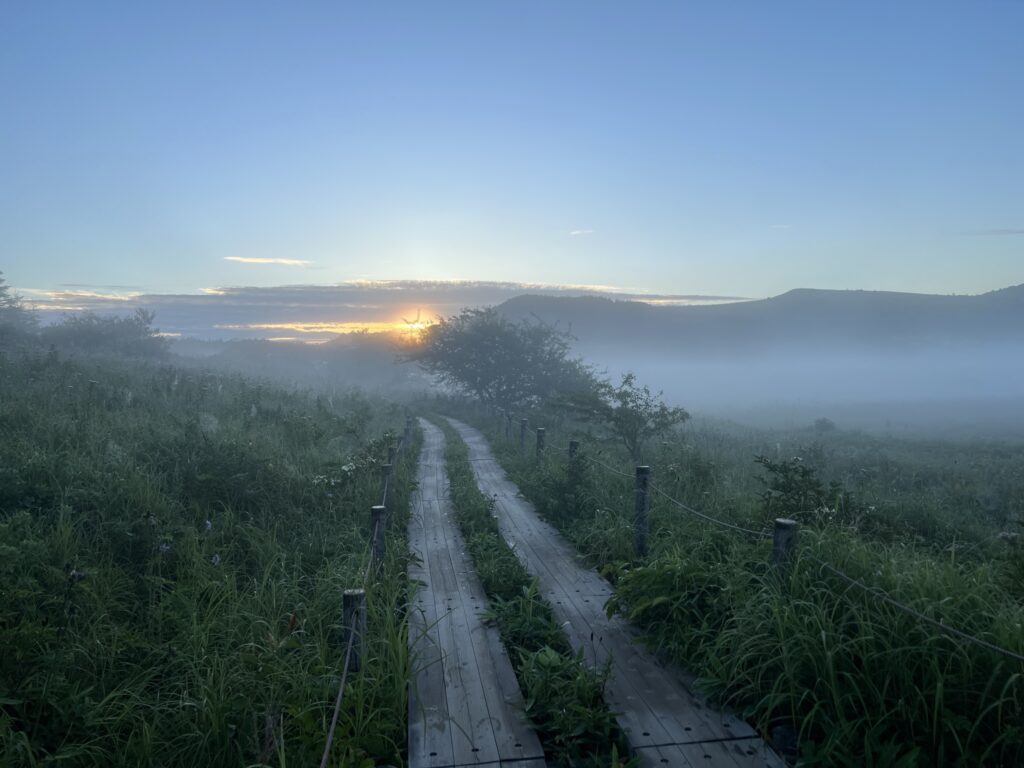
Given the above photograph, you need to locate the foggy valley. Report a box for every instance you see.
[3,3,1023,767]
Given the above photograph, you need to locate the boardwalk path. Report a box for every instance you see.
[446,417,785,768]
[407,418,545,768]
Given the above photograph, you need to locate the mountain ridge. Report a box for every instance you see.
[495,283,1024,356]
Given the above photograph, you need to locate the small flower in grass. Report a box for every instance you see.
[204,519,213,532]
[211,553,221,566]
[159,542,171,554]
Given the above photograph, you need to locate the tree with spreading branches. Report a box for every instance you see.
[407,307,598,411]
[563,372,689,462]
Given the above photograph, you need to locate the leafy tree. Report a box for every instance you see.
[40,308,170,358]
[599,373,688,461]
[0,271,38,348]
[755,454,862,526]
[407,307,598,410]
[565,372,689,461]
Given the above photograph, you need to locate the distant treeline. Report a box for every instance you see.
[1,273,169,358]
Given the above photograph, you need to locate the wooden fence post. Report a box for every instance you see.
[380,463,392,506]
[535,428,546,461]
[519,418,528,455]
[343,588,366,672]
[387,443,397,467]
[771,518,799,576]
[371,505,386,566]
[634,466,651,557]
[404,416,413,445]
[569,439,579,462]
[505,413,512,441]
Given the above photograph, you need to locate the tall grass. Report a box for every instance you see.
[442,399,1024,765]
[0,350,417,767]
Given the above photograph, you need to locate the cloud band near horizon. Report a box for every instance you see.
[15,280,749,341]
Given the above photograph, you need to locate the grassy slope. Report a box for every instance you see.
[0,350,416,767]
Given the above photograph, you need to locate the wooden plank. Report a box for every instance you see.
[492,503,704,758]
[427,526,501,764]
[409,502,456,767]
[495,488,766,765]
[446,418,786,768]
[408,419,545,768]
[445,528,546,761]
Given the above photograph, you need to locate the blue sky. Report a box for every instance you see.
[2,1,1022,301]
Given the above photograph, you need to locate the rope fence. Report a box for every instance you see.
[319,415,416,766]
[480,404,1024,667]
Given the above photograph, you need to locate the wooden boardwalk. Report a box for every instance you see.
[446,418,786,768]
[407,418,545,768]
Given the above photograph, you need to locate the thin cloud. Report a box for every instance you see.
[223,256,312,266]
[963,228,1024,236]
[569,229,594,236]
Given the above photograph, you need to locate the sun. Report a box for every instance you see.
[397,309,432,337]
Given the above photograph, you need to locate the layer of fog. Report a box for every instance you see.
[584,343,1024,439]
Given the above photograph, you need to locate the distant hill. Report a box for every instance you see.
[496,285,1024,357]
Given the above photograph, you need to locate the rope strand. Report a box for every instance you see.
[651,484,771,539]
[584,455,634,479]
[812,558,1024,664]
[319,627,357,768]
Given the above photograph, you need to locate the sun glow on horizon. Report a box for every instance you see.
[215,311,435,341]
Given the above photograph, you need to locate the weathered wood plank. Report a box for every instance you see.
[446,418,785,768]
[409,501,456,767]
[408,419,545,768]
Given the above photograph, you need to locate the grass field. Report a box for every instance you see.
[443,399,1024,766]
[0,350,417,767]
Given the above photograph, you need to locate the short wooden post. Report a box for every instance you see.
[505,413,512,441]
[404,416,413,445]
[519,418,528,454]
[772,518,799,576]
[536,428,546,461]
[387,443,397,466]
[380,463,392,506]
[342,588,366,672]
[634,466,651,557]
[568,440,579,462]
[370,505,387,566]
